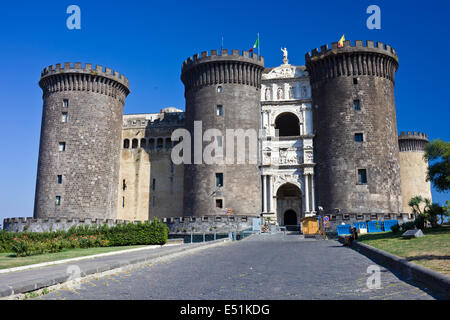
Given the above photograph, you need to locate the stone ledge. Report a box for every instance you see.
[341,238,450,296]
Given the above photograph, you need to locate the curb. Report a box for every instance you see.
[340,237,450,297]
[0,238,230,298]
[0,239,183,274]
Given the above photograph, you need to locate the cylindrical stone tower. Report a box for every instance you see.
[398,131,432,213]
[306,40,402,214]
[34,62,130,219]
[181,49,264,216]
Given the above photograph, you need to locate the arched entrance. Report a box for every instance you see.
[274,113,300,137]
[284,210,297,226]
[276,183,302,230]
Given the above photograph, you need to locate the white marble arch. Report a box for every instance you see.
[270,109,303,137]
[273,175,304,196]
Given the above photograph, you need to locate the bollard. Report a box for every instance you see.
[203,232,205,242]
[190,232,193,244]
[214,230,217,240]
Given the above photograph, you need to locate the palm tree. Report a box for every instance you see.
[408,196,424,215]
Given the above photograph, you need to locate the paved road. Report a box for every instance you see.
[41,234,437,300]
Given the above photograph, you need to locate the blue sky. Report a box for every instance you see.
[0,0,448,223]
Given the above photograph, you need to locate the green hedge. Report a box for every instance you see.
[0,218,168,255]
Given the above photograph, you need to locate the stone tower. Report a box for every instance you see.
[398,131,432,213]
[181,50,264,216]
[305,40,402,214]
[34,63,130,219]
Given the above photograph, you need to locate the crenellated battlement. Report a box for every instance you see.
[398,131,429,141]
[182,49,264,72]
[3,217,143,233]
[40,62,130,89]
[398,131,429,152]
[305,40,397,61]
[305,40,399,84]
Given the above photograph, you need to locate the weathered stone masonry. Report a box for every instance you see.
[34,63,130,220]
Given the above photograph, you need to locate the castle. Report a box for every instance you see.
[3,40,433,232]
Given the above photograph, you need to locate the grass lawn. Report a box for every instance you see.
[358,226,450,277]
[0,245,148,270]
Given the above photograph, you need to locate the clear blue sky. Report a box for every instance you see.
[0,0,448,223]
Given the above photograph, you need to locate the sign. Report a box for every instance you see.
[323,216,330,228]
[225,208,233,215]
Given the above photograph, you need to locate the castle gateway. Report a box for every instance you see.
[3,40,433,232]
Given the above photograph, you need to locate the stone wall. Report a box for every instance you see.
[307,40,402,215]
[3,217,138,233]
[34,62,130,220]
[181,49,264,217]
[164,215,254,233]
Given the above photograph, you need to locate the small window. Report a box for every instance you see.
[354,99,361,110]
[216,173,223,187]
[152,178,156,191]
[216,199,223,208]
[58,142,66,152]
[132,139,138,149]
[353,78,358,85]
[57,175,62,184]
[358,169,368,184]
[140,138,146,148]
[151,196,155,207]
[354,133,364,142]
[217,86,223,93]
[63,99,69,108]
[123,139,130,149]
[122,179,127,191]
[122,196,125,208]
[217,105,223,116]
[61,112,68,123]
[55,196,61,206]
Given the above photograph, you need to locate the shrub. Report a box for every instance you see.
[399,221,416,233]
[2,219,167,256]
[390,224,400,234]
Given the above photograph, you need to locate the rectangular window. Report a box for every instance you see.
[122,179,126,191]
[216,199,223,208]
[61,112,68,123]
[63,99,69,108]
[152,178,156,191]
[354,99,361,110]
[55,196,61,206]
[358,169,368,184]
[216,173,223,187]
[151,196,155,207]
[57,175,62,184]
[217,105,223,116]
[58,142,66,152]
[353,78,358,85]
[354,133,364,142]
[122,196,125,208]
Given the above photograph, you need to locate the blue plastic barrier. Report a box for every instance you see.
[367,221,384,233]
[337,224,352,236]
[353,222,367,230]
[383,220,399,232]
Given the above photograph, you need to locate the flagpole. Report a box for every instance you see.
[257,33,260,57]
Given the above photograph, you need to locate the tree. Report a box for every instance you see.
[408,195,424,215]
[424,139,450,192]
[408,196,444,228]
